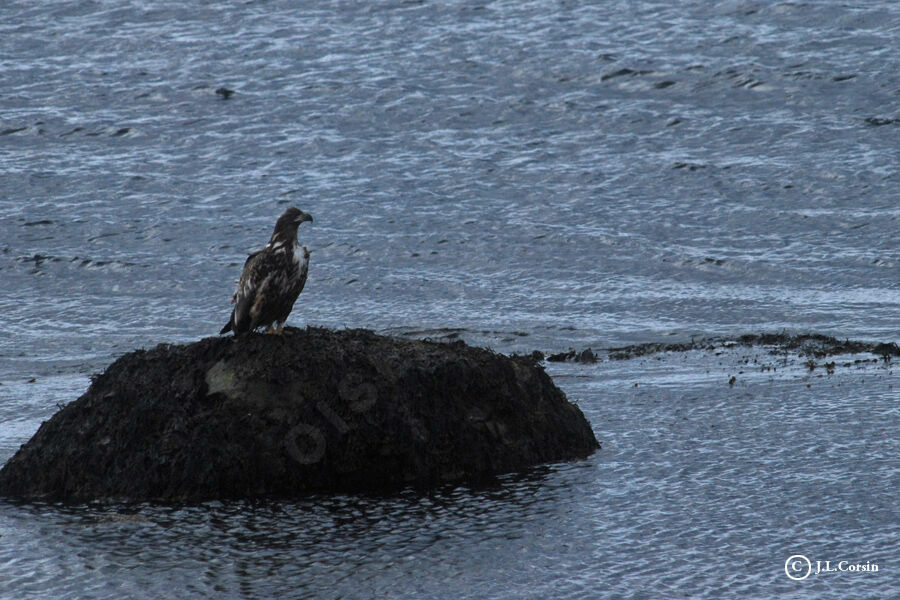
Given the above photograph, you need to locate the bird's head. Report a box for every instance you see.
[273,206,313,232]
[269,207,313,246]
[281,207,314,227]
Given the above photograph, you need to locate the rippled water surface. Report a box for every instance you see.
[1,1,898,598]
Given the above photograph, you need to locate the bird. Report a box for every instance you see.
[220,207,313,335]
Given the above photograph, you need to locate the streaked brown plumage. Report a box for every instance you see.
[221,207,313,335]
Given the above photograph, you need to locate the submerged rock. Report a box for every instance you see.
[0,327,598,502]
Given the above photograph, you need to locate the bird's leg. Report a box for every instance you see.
[264,325,275,334]
[274,323,285,335]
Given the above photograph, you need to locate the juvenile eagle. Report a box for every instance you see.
[220,207,313,335]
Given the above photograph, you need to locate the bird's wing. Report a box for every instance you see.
[231,249,262,304]
[231,250,268,332]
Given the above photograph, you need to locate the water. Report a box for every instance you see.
[1,0,898,597]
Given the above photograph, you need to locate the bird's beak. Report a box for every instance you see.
[296,212,313,224]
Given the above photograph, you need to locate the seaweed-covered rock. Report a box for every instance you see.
[0,327,598,502]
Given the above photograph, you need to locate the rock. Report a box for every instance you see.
[546,348,598,364]
[0,327,598,502]
[215,87,235,99]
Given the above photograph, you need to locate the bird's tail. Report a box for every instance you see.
[220,319,233,334]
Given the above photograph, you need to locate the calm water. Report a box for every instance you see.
[1,1,898,598]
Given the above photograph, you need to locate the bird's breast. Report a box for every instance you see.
[294,246,309,268]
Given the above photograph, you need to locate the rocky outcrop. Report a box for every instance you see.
[0,327,598,502]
